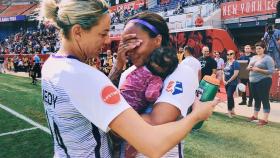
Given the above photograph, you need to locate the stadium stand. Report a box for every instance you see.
[0,5,8,13]
[0,4,36,17]
[22,4,38,16]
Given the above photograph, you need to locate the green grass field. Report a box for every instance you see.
[0,73,280,158]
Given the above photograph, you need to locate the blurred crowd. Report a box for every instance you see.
[110,4,146,24]
[0,23,59,55]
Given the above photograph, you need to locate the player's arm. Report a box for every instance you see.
[109,99,218,158]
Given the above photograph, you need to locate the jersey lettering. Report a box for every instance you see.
[42,89,58,108]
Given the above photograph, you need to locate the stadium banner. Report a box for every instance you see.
[221,0,277,19]
[109,0,144,12]
[0,15,26,22]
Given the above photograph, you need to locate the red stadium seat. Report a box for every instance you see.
[0,5,8,13]
[0,4,35,17]
[270,71,280,101]
[22,4,38,16]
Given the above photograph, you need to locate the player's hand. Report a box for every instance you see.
[116,34,142,69]
[191,98,220,121]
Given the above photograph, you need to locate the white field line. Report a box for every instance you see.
[0,103,50,134]
[0,127,38,137]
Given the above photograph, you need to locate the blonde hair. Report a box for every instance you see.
[40,0,109,39]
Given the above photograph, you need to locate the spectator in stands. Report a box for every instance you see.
[223,50,240,118]
[173,2,184,15]
[247,41,275,126]
[199,46,217,79]
[13,56,19,72]
[163,7,168,17]
[195,14,204,27]
[113,52,118,64]
[0,54,4,73]
[106,49,113,73]
[18,59,24,71]
[238,45,255,106]
[0,25,58,55]
[40,1,217,157]
[23,56,30,72]
[7,57,13,71]
[181,45,202,81]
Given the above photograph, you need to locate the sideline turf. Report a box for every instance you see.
[1,73,280,158]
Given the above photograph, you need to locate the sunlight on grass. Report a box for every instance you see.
[1,73,280,158]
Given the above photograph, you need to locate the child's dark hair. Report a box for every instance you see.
[146,47,178,78]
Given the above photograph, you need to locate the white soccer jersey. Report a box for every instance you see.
[42,55,130,158]
[156,63,199,116]
[120,64,198,157]
[181,56,201,74]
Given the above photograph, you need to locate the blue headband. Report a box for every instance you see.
[129,19,159,35]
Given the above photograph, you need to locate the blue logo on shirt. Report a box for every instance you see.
[166,81,183,95]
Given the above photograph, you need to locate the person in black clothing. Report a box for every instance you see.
[0,54,5,73]
[238,45,255,106]
[29,61,37,85]
[220,48,228,62]
[199,46,217,79]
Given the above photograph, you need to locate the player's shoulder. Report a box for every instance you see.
[170,64,196,76]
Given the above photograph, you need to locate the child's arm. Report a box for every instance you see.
[145,76,163,102]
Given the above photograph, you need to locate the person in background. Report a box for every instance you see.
[106,49,113,73]
[23,56,29,72]
[238,45,255,106]
[113,52,118,64]
[214,51,224,88]
[238,48,244,57]
[30,61,37,85]
[33,52,41,78]
[220,48,228,63]
[263,24,280,69]
[0,54,5,73]
[13,56,19,72]
[177,46,184,63]
[223,50,240,118]
[199,46,217,80]
[247,41,275,126]
[181,45,201,81]
[195,14,204,27]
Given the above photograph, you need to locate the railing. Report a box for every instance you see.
[223,13,276,25]
[110,3,221,34]
[110,19,224,38]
